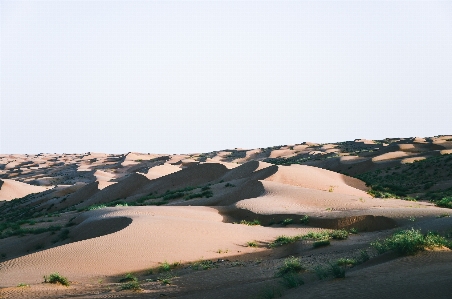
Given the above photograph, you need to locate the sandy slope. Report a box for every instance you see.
[0,206,307,287]
[1,136,452,298]
[0,179,48,201]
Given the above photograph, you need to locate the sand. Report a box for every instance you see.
[1,136,452,298]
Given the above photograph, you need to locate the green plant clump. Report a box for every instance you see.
[299,215,309,224]
[247,241,258,247]
[44,272,70,286]
[240,219,260,226]
[330,263,346,278]
[276,256,305,277]
[436,197,452,209]
[371,228,452,255]
[121,280,140,291]
[313,239,330,248]
[269,235,301,248]
[329,229,349,240]
[281,218,293,226]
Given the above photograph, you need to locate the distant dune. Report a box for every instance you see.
[1,135,452,298]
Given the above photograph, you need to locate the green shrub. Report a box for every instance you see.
[313,265,330,280]
[269,235,301,248]
[330,229,349,240]
[191,260,216,270]
[330,263,345,278]
[281,218,293,226]
[358,250,370,262]
[88,204,107,210]
[302,231,330,241]
[335,258,356,266]
[299,215,309,224]
[44,272,70,286]
[158,261,171,272]
[239,219,260,226]
[436,197,452,209]
[313,239,330,248]
[276,256,304,277]
[371,229,452,255]
[121,280,140,291]
[247,241,258,247]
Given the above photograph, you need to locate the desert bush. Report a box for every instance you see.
[313,239,330,248]
[302,231,330,241]
[276,256,304,277]
[247,241,258,247]
[281,218,293,226]
[358,249,370,262]
[44,272,70,286]
[88,204,107,210]
[158,261,172,272]
[330,229,349,240]
[269,235,301,248]
[371,228,451,255]
[436,197,452,209]
[335,258,356,266]
[330,263,345,278]
[299,215,309,224]
[313,265,330,280]
[240,219,260,226]
[191,260,216,270]
[121,280,140,290]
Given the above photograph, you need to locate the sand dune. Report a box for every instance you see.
[142,164,181,180]
[264,164,369,196]
[1,136,452,298]
[0,179,48,201]
[0,206,306,286]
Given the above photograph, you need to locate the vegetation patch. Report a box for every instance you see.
[44,272,70,286]
[246,241,258,247]
[371,228,452,255]
[280,218,293,226]
[299,215,309,224]
[436,197,452,209]
[356,154,452,201]
[269,235,301,248]
[191,260,217,270]
[275,256,305,277]
[312,239,330,248]
[239,219,260,226]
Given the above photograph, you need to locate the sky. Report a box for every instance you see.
[1,1,452,154]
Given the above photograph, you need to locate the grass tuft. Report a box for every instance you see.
[239,219,260,226]
[247,241,258,247]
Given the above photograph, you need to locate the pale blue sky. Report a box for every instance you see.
[1,1,451,154]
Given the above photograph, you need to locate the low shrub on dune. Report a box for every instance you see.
[436,197,452,209]
[371,228,452,255]
[44,272,70,286]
